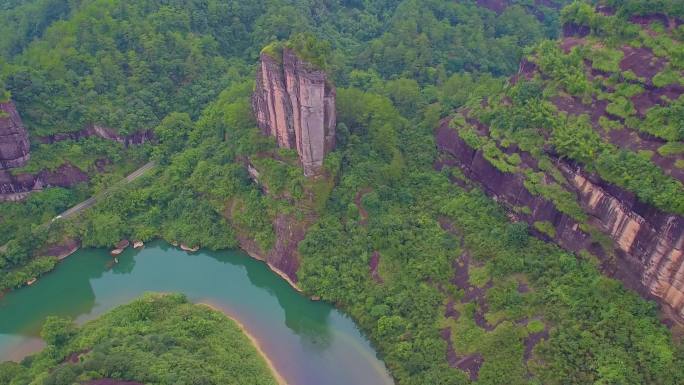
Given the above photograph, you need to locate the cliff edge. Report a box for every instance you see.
[436,7,684,323]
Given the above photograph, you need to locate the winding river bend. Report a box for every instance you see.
[0,241,394,385]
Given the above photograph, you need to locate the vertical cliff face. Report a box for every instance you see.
[436,120,684,322]
[0,101,30,169]
[567,169,684,318]
[252,48,336,176]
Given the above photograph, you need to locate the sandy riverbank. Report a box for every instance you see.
[198,302,288,385]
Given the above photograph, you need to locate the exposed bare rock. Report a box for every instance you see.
[40,238,80,260]
[369,251,383,283]
[524,327,549,362]
[1,100,151,200]
[0,163,88,201]
[180,243,199,252]
[235,212,310,288]
[436,119,684,323]
[111,239,130,257]
[252,48,336,176]
[0,101,30,169]
[567,169,684,319]
[115,239,130,249]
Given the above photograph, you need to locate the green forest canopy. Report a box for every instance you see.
[1,1,684,385]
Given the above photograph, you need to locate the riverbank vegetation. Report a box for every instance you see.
[2,1,684,384]
[0,293,279,385]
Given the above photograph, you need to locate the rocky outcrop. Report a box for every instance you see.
[0,101,30,169]
[252,48,336,176]
[436,120,684,322]
[37,125,154,147]
[237,212,309,289]
[0,163,88,201]
[567,169,684,319]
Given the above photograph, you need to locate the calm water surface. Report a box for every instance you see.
[0,241,394,385]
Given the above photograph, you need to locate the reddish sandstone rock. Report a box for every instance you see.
[0,101,30,169]
[252,48,336,177]
[0,163,89,201]
[436,118,684,323]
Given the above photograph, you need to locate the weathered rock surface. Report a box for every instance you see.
[252,48,336,176]
[0,101,30,169]
[40,238,80,260]
[436,120,684,322]
[0,163,88,201]
[236,212,309,287]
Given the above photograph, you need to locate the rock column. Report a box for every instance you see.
[252,48,335,176]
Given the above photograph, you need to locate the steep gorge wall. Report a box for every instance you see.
[37,125,154,146]
[252,48,336,176]
[568,169,684,317]
[436,121,684,322]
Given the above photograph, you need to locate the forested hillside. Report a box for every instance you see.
[2,1,684,385]
[438,0,684,324]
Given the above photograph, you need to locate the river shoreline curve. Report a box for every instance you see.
[23,238,304,294]
[0,241,395,385]
[199,302,288,385]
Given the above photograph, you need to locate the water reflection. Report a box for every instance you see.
[0,253,106,336]
[0,241,394,385]
[111,249,137,274]
[235,251,334,349]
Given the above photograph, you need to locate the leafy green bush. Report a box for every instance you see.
[590,46,624,73]
[0,256,57,291]
[658,142,684,156]
[533,221,556,237]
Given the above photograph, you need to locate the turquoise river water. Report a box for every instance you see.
[0,240,394,385]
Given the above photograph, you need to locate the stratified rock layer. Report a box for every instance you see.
[436,120,684,322]
[0,163,89,201]
[0,101,30,169]
[252,48,335,176]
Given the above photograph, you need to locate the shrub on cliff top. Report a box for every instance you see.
[285,32,332,70]
[260,33,332,71]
